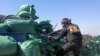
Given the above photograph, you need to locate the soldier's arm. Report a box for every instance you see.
[48,29,63,40]
[57,29,67,41]
[48,29,67,40]
[48,29,62,36]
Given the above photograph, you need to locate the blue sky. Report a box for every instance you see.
[0,0,100,36]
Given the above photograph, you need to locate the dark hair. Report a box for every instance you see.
[61,18,68,24]
[62,18,69,20]
[61,18,71,25]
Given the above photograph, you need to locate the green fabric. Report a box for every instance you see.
[19,4,30,12]
[39,21,52,27]
[82,36,100,56]
[39,20,53,33]
[5,19,36,34]
[0,23,8,32]
[87,37,100,56]
[0,36,17,56]
[80,46,91,56]
[16,4,38,20]
[19,39,41,56]
[40,35,58,56]
[17,11,30,18]
[33,21,40,33]
[28,34,40,40]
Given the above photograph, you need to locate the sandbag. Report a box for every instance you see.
[19,39,41,56]
[33,22,40,32]
[5,19,36,34]
[19,4,30,12]
[0,23,8,32]
[40,35,56,56]
[39,21,53,33]
[0,36,17,56]
[17,11,30,18]
[80,46,91,56]
[16,4,38,20]
[87,37,100,56]
[39,21,52,27]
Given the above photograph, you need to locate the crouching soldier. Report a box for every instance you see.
[48,18,82,56]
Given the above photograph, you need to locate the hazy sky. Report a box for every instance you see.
[0,0,100,36]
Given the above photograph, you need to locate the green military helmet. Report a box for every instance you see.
[17,11,30,18]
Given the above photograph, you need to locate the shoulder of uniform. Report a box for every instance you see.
[69,24,78,28]
[68,23,80,33]
[71,24,78,26]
